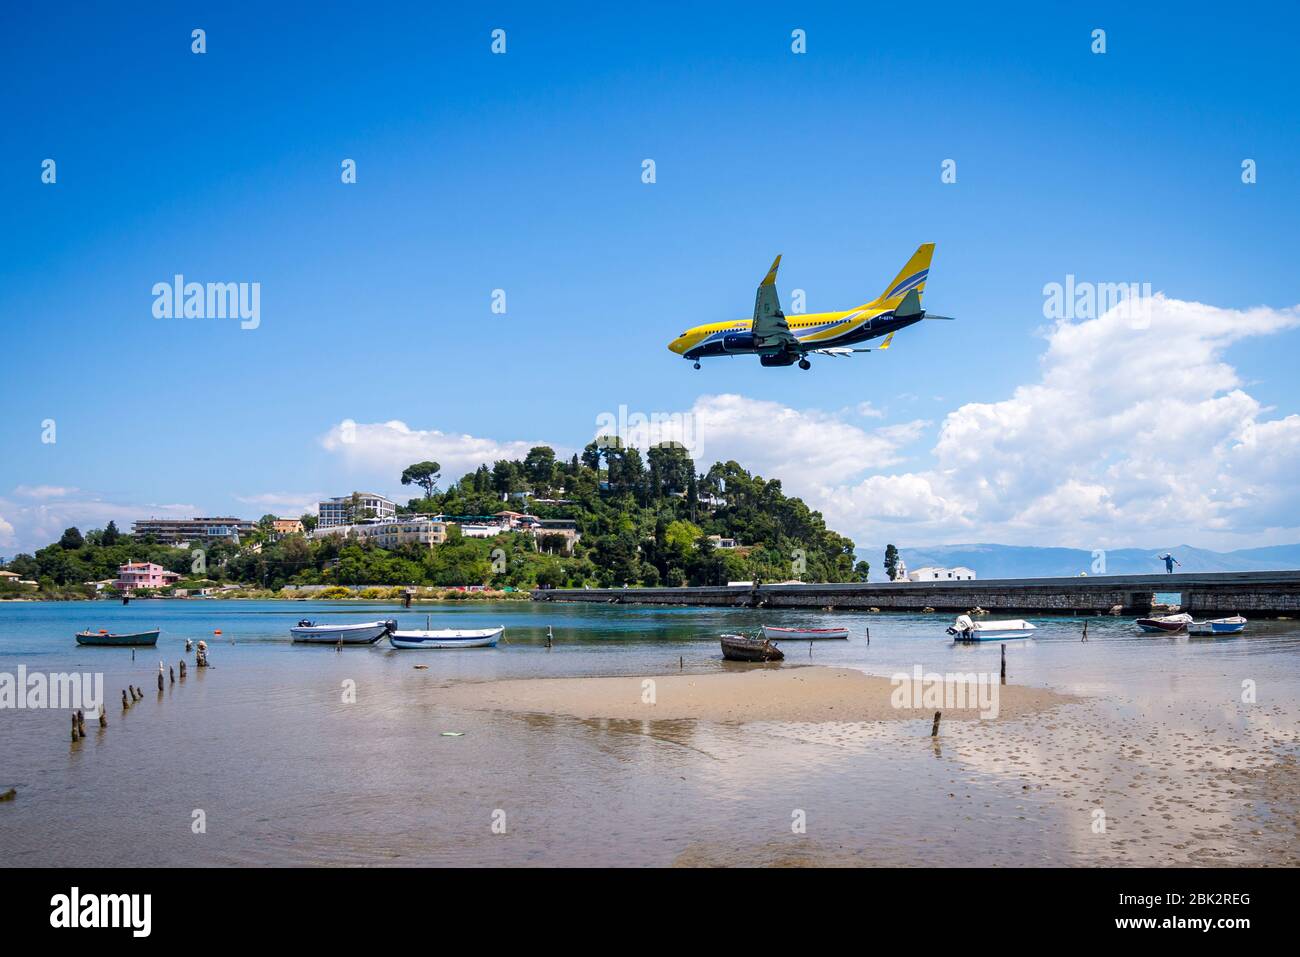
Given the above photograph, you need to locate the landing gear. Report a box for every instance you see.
[693,361,701,370]
[798,358,811,370]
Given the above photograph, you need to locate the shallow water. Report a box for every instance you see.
[1,600,1297,866]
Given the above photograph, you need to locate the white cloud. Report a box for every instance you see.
[12,485,77,499]
[320,419,550,486]
[235,492,326,517]
[0,493,196,554]
[828,295,1300,547]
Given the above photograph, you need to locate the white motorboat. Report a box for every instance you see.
[1188,615,1247,636]
[289,619,396,644]
[761,624,850,641]
[389,626,504,649]
[947,615,1036,641]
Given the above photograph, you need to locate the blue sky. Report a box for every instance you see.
[2,1,1299,555]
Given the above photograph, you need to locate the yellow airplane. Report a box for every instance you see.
[667,244,953,369]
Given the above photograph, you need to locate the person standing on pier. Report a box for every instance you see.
[1159,553,1180,573]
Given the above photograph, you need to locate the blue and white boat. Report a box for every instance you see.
[389,626,503,649]
[1188,615,1247,636]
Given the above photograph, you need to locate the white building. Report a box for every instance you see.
[311,516,447,548]
[907,565,977,582]
[318,492,396,528]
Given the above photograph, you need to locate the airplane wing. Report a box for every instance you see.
[752,255,795,346]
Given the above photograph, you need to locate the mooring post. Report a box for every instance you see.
[98,706,107,729]
[1000,643,1007,685]
[169,665,175,684]
[76,709,86,738]
[931,711,942,737]
[71,713,79,742]
[866,626,870,645]
[122,689,129,710]
[157,671,164,692]
[679,655,683,670]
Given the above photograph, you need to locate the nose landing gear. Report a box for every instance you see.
[693,361,701,369]
[798,358,811,370]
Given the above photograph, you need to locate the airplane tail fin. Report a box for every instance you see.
[867,243,935,306]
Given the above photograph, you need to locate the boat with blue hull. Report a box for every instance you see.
[75,628,160,647]
[1188,615,1247,636]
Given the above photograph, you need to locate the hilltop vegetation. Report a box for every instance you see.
[0,443,864,596]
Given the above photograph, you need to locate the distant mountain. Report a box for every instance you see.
[875,542,1300,580]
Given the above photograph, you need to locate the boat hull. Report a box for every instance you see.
[75,629,160,647]
[388,627,503,649]
[720,634,784,662]
[761,625,849,641]
[1189,616,1247,636]
[1135,614,1192,634]
[947,616,1036,641]
[289,620,394,644]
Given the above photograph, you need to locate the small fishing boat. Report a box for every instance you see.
[289,619,396,644]
[1187,615,1247,636]
[1134,613,1193,634]
[75,628,160,647]
[720,633,784,662]
[389,626,504,649]
[947,615,1036,641]
[761,624,850,641]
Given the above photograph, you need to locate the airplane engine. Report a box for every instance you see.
[759,353,797,367]
[722,333,757,353]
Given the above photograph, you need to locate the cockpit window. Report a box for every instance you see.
[678,332,687,337]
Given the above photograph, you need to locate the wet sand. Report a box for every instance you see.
[438,665,1074,722]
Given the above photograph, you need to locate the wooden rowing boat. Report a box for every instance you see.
[1134,613,1192,634]
[720,633,784,662]
[760,625,849,641]
[75,628,160,647]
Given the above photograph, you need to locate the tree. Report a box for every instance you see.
[102,521,120,546]
[258,514,277,530]
[884,544,899,581]
[853,560,871,582]
[300,513,318,533]
[59,527,84,550]
[401,461,442,498]
[523,446,557,486]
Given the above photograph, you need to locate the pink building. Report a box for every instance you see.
[114,562,181,594]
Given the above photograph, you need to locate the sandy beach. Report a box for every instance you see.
[438,665,1075,723]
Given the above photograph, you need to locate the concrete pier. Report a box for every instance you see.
[532,570,1300,617]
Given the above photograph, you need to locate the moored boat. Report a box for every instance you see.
[1134,613,1193,634]
[1188,615,1247,636]
[389,626,504,649]
[946,615,1036,641]
[75,628,160,647]
[289,619,396,644]
[760,624,849,641]
[720,633,784,662]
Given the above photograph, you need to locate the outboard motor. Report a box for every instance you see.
[297,619,313,628]
[383,619,398,634]
[946,614,975,639]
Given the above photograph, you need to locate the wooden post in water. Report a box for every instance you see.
[679,655,683,671]
[1000,643,1007,685]
[866,626,870,645]
[71,713,79,742]
[169,666,175,684]
[179,659,186,678]
[76,709,86,738]
[122,689,129,710]
[931,711,942,737]
[157,671,164,692]
[98,706,107,729]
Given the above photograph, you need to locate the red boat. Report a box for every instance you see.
[760,625,850,641]
[1134,613,1193,634]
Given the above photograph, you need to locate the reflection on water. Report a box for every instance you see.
[1,600,1297,866]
